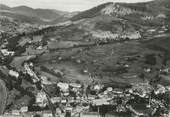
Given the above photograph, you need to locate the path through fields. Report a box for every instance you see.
[0,79,7,115]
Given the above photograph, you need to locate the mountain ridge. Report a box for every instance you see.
[71,0,170,21]
[0,4,72,24]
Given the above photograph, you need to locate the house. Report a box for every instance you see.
[158,30,165,34]
[36,92,47,107]
[129,83,152,98]
[87,95,96,100]
[154,85,166,95]
[24,63,34,76]
[121,31,141,40]
[23,46,45,55]
[92,99,110,106]
[42,113,53,117]
[93,85,100,91]
[144,68,151,73]
[36,46,43,50]
[112,88,123,94]
[107,87,113,92]
[65,107,72,112]
[1,49,15,56]
[53,69,64,77]
[41,76,52,85]
[141,16,154,20]
[56,108,62,115]
[63,92,69,96]
[20,106,28,113]
[93,84,104,91]
[9,70,19,78]
[12,110,20,115]
[57,82,69,92]
[36,92,47,102]
[160,68,169,74]
[24,63,40,82]
[69,83,81,88]
[61,99,67,104]
[83,69,88,74]
[147,29,156,33]
[156,13,166,19]
[50,97,60,104]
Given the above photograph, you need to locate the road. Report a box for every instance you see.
[0,79,7,115]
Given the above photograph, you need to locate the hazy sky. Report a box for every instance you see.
[1,0,153,12]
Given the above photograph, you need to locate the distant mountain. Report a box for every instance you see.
[69,0,170,39]
[0,4,73,24]
[71,0,170,21]
[70,2,112,21]
[12,6,68,20]
[0,4,11,10]
[12,5,34,12]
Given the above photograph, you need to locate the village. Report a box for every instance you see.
[0,57,170,117]
[1,1,170,116]
[0,21,170,117]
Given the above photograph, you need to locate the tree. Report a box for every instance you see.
[33,114,41,117]
[99,105,108,117]
[145,54,156,65]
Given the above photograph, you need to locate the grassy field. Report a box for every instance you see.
[143,36,170,59]
[36,40,165,87]
[36,62,92,84]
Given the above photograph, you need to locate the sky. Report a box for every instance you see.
[1,0,153,12]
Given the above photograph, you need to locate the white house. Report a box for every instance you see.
[121,31,141,40]
[12,110,20,116]
[36,92,47,107]
[69,83,81,88]
[20,106,28,113]
[57,82,69,92]
[50,97,60,104]
[42,113,53,117]
[1,49,15,56]
[9,70,19,78]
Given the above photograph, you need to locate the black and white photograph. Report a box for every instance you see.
[0,0,170,117]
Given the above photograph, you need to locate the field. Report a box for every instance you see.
[143,36,170,59]
[36,39,166,87]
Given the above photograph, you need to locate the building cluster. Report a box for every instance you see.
[91,30,141,43]
[0,56,170,117]
[4,62,170,117]
[3,81,170,117]
[0,16,40,40]
[0,49,15,56]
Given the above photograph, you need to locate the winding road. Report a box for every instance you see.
[0,79,7,115]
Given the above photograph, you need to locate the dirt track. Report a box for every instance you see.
[0,79,7,115]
